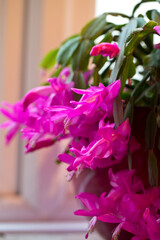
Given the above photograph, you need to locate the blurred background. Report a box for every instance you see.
[0,0,95,224]
[0,0,159,236]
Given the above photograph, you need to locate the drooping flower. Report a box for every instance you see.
[90,42,120,58]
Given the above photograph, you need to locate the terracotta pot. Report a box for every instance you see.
[73,107,160,239]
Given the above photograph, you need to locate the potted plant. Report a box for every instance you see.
[1,0,160,239]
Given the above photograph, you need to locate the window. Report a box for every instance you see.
[95,0,160,17]
[0,0,95,227]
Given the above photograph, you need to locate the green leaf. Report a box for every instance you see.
[152,9,160,24]
[124,20,157,56]
[158,136,160,150]
[113,95,123,128]
[131,72,150,100]
[99,32,113,44]
[145,109,157,149]
[118,19,138,48]
[72,71,85,89]
[132,0,160,16]
[143,20,157,30]
[121,90,131,101]
[71,39,93,71]
[81,14,107,40]
[134,82,159,106]
[147,9,160,24]
[51,66,63,77]
[136,17,146,27]
[151,83,159,106]
[128,150,132,170]
[93,67,101,86]
[61,34,80,44]
[109,46,125,83]
[93,54,107,69]
[56,36,81,66]
[106,12,130,19]
[126,28,144,43]
[40,49,59,69]
[72,72,85,100]
[148,150,158,187]
[136,17,153,50]
[123,97,134,124]
[109,19,137,83]
[125,32,149,56]
[143,49,160,69]
[120,55,136,93]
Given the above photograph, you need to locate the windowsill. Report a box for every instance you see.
[0,232,103,240]
[0,222,88,234]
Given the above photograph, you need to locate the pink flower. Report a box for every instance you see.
[74,192,115,238]
[68,119,131,171]
[68,111,105,142]
[83,69,93,85]
[24,135,56,153]
[75,169,160,239]
[154,43,160,49]
[23,68,73,110]
[0,101,29,144]
[153,26,160,35]
[90,42,120,58]
[68,80,121,119]
[23,86,53,111]
[18,68,74,152]
[21,101,68,153]
[143,207,160,240]
[74,169,147,239]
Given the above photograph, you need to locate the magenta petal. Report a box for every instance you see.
[90,42,120,58]
[98,213,122,223]
[23,86,53,110]
[105,79,121,99]
[143,208,160,234]
[75,193,100,210]
[74,209,100,217]
[117,118,131,139]
[153,26,160,35]
[98,126,114,140]
[5,124,20,144]
[25,137,55,153]
[154,42,160,49]
[58,153,75,164]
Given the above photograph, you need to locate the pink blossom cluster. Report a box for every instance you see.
[75,169,160,240]
[1,42,160,239]
[0,68,74,151]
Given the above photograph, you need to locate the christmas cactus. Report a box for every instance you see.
[1,0,160,239]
